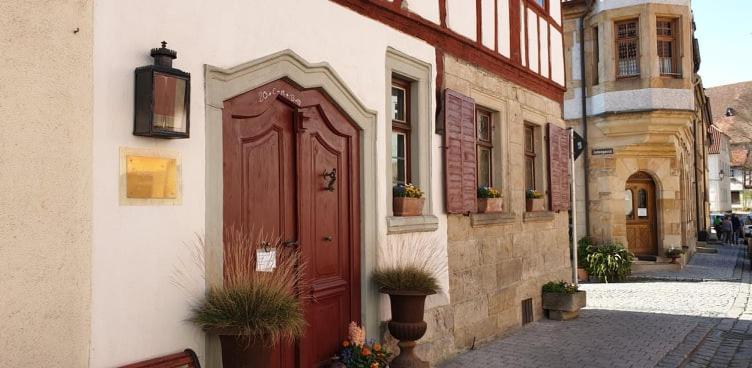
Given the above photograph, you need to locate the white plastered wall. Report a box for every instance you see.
[91,1,447,367]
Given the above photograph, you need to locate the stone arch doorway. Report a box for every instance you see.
[625,171,658,256]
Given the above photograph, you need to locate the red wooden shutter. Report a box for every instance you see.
[444,89,477,214]
[547,123,571,211]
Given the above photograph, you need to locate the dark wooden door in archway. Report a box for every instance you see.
[626,172,658,256]
[223,79,361,367]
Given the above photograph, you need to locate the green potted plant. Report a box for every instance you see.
[586,242,634,283]
[526,189,545,212]
[577,237,593,282]
[665,246,684,263]
[542,281,586,320]
[477,186,503,213]
[373,236,445,368]
[189,229,306,368]
[393,183,425,216]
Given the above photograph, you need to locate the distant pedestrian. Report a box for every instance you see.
[723,217,733,244]
[732,215,741,244]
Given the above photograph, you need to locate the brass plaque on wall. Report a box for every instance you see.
[126,156,177,199]
[119,147,181,205]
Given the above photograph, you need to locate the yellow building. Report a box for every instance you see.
[563,0,712,258]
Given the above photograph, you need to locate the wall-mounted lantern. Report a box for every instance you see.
[720,170,725,180]
[134,41,190,139]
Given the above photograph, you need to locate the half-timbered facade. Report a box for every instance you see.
[2,1,571,367]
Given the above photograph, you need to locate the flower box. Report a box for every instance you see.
[526,198,545,212]
[477,198,503,213]
[542,290,587,321]
[393,197,424,217]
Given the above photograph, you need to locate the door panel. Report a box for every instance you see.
[223,79,360,368]
[626,174,657,256]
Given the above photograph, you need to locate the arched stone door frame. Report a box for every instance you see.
[204,50,378,366]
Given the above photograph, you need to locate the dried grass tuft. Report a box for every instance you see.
[373,234,446,295]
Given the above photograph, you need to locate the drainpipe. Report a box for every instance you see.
[579,1,594,237]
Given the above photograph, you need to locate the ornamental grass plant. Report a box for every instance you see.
[188,228,307,345]
[372,234,446,295]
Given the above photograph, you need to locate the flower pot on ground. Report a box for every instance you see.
[525,189,545,212]
[335,322,390,368]
[189,229,306,368]
[477,186,503,213]
[666,246,684,264]
[577,268,589,282]
[586,242,634,283]
[576,237,592,282]
[541,281,587,321]
[393,183,425,216]
[373,236,445,368]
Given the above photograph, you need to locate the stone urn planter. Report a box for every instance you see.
[477,198,503,213]
[526,198,545,212]
[542,291,587,321]
[215,332,273,368]
[393,197,424,217]
[383,289,432,368]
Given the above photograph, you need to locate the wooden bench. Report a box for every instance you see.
[119,349,200,368]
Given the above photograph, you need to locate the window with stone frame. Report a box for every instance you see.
[391,77,411,185]
[476,108,494,188]
[745,170,752,189]
[592,26,600,85]
[525,124,536,191]
[616,19,640,78]
[657,18,681,77]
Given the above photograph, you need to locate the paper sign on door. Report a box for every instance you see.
[638,208,647,217]
[256,248,277,272]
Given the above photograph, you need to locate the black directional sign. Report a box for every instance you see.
[572,131,585,160]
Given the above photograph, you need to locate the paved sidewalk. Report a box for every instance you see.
[630,243,745,282]
[439,244,750,368]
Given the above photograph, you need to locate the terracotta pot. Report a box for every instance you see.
[383,289,432,368]
[217,334,273,368]
[393,197,424,216]
[526,198,545,212]
[477,198,503,213]
[577,268,588,282]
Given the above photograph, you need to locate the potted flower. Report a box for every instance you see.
[373,236,445,368]
[189,229,306,368]
[542,281,587,321]
[666,247,684,263]
[526,189,545,212]
[332,322,391,367]
[477,186,503,213]
[586,242,634,283]
[393,183,424,216]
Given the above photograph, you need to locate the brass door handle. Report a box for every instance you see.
[323,235,333,241]
[282,239,299,248]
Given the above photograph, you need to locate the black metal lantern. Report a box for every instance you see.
[134,41,190,138]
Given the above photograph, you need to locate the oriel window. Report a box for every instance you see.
[616,19,640,78]
[391,77,411,184]
[476,109,493,188]
[657,18,680,76]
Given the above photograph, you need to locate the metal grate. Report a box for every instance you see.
[522,298,534,325]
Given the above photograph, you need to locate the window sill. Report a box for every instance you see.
[523,211,555,222]
[387,215,439,234]
[470,212,517,227]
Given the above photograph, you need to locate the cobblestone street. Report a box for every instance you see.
[440,243,752,368]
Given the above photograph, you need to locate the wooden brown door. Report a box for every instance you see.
[625,172,658,256]
[223,79,361,367]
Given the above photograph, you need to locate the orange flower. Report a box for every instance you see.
[361,347,371,356]
[371,363,379,368]
[342,340,350,348]
[373,343,381,352]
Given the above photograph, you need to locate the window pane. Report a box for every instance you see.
[391,86,406,122]
[525,127,534,153]
[625,190,633,218]
[478,147,491,187]
[616,21,639,77]
[392,132,407,184]
[638,189,648,218]
[525,158,535,190]
[534,0,545,7]
[477,112,491,142]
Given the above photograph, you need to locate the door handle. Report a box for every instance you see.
[282,239,299,248]
[322,169,336,191]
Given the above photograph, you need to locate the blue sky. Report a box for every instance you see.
[693,0,752,87]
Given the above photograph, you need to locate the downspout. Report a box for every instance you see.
[579,1,594,237]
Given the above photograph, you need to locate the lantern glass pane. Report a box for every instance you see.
[153,72,187,133]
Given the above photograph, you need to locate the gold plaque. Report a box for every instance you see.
[125,155,178,199]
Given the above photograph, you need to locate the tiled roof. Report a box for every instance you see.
[706,81,752,145]
[708,125,726,154]
[731,148,749,167]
